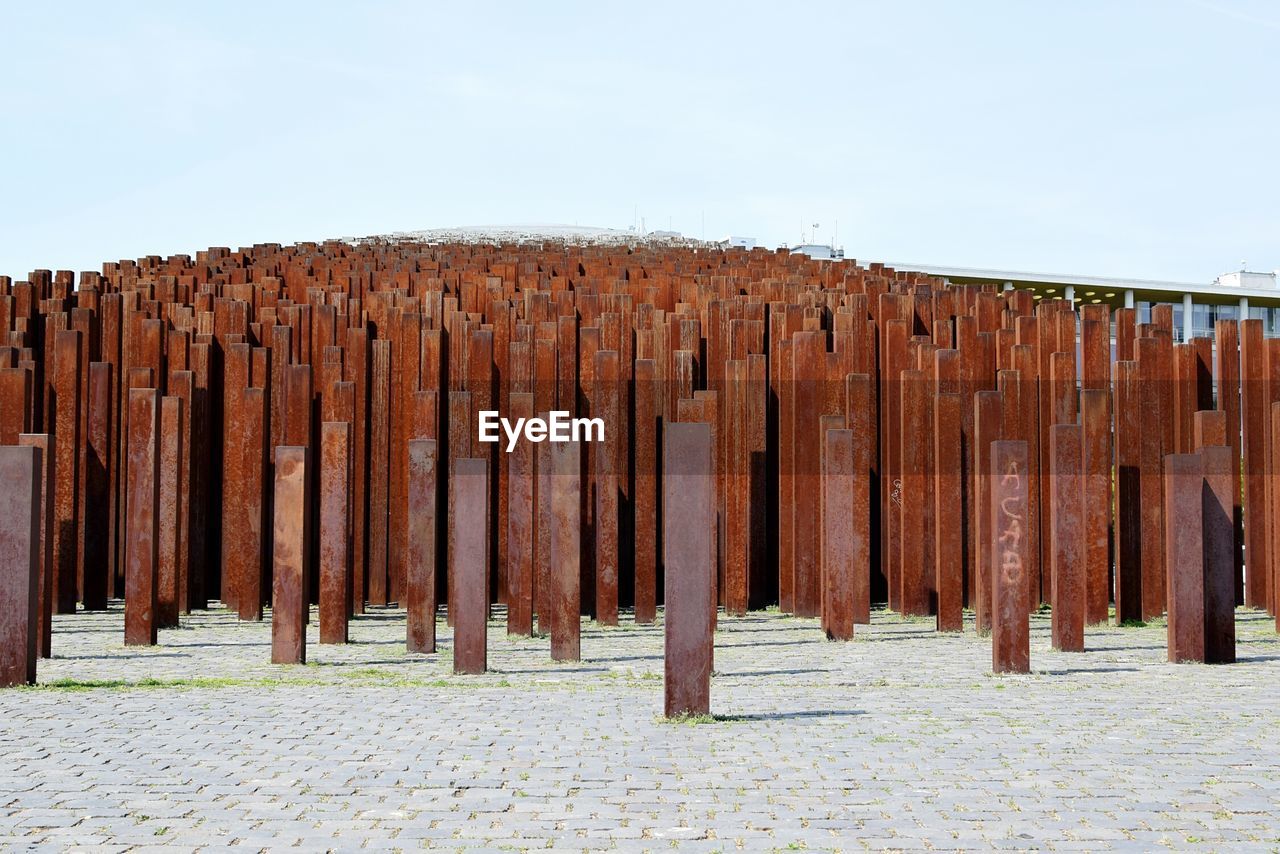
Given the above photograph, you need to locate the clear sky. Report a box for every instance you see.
[3,1,1277,283]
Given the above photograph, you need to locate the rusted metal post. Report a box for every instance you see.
[157,396,184,629]
[634,360,658,624]
[1201,444,1236,663]
[1080,388,1111,625]
[451,457,489,675]
[991,440,1030,673]
[271,446,307,664]
[1114,361,1143,624]
[594,350,620,625]
[0,445,41,687]
[1164,452,1205,663]
[84,362,111,611]
[407,438,438,653]
[506,394,534,636]
[125,388,159,647]
[934,392,963,631]
[663,422,714,718]
[52,329,80,613]
[550,440,581,660]
[17,434,53,658]
[1050,424,1084,652]
[822,428,856,640]
[973,390,1003,633]
[320,422,352,644]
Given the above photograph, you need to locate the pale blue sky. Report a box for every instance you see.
[3,1,1277,283]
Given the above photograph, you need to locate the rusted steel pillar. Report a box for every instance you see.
[634,360,658,624]
[1136,338,1166,620]
[550,440,581,660]
[899,368,930,616]
[17,434,53,658]
[0,367,29,444]
[238,388,267,621]
[271,446,307,664]
[1214,319,1243,602]
[1050,424,1084,651]
[991,440,1030,674]
[407,438,438,653]
[157,396,184,629]
[367,339,392,607]
[1114,361,1143,624]
[52,329,80,613]
[1173,344,1196,454]
[320,422,352,645]
[846,373,873,625]
[0,445,41,687]
[84,362,111,611]
[821,428,855,640]
[882,319,908,613]
[663,422,714,718]
[1240,319,1268,609]
[594,349,620,625]
[791,330,824,617]
[776,338,795,613]
[1201,444,1237,663]
[1081,388,1111,625]
[973,390,1003,633]
[125,388,160,647]
[724,359,749,616]
[1164,452,1205,663]
[506,394,534,636]
[450,457,489,675]
[535,435,554,636]
[934,391,963,631]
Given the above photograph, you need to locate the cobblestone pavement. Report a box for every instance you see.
[2,603,1279,852]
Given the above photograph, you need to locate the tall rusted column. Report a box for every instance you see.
[406,438,438,653]
[52,329,80,613]
[594,350,620,625]
[791,331,824,617]
[550,440,581,661]
[724,359,749,616]
[367,339,392,607]
[320,422,352,645]
[899,369,930,616]
[822,428,856,640]
[125,388,160,647]
[238,387,267,621]
[1201,444,1237,663]
[1239,319,1268,609]
[991,440,1030,674]
[1164,452,1205,663]
[451,457,489,675]
[847,373,873,625]
[1136,337,1165,620]
[506,394,534,636]
[934,392,963,631]
[1114,361,1143,624]
[663,422,714,718]
[634,360,658,624]
[157,396,184,629]
[1080,388,1111,625]
[17,434,53,658]
[1214,319,1243,603]
[973,390,1003,633]
[83,362,111,611]
[1050,424,1084,652]
[535,436,554,635]
[271,446,307,664]
[0,445,41,687]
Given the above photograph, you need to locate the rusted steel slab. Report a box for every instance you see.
[0,445,41,687]
[1201,444,1236,663]
[271,446,307,664]
[821,428,856,640]
[991,440,1030,674]
[634,359,658,624]
[1050,424,1084,652]
[17,434,54,658]
[934,391,963,632]
[238,387,267,621]
[1114,361,1143,624]
[973,390,1003,634]
[550,440,581,661]
[593,349,619,625]
[52,329,80,613]
[663,422,714,718]
[1239,319,1268,609]
[157,396,183,629]
[1136,338,1165,620]
[845,372,873,625]
[84,362,111,611]
[1081,388,1111,625]
[405,436,439,653]
[450,457,489,675]
[1164,452,1205,663]
[125,388,160,647]
[899,369,930,616]
[1214,319,1243,603]
[320,422,351,645]
[506,394,534,636]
